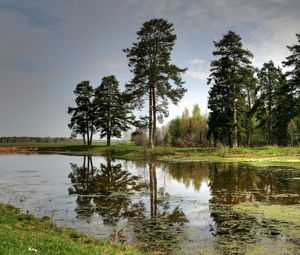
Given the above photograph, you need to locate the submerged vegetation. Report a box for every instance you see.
[233,203,300,229]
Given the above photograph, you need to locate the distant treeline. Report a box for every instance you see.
[0,137,73,143]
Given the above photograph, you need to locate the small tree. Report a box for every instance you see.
[124,18,187,149]
[68,81,95,145]
[167,105,208,147]
[94,75,134,146]
[287,119,299,147]
[131,129,147,146]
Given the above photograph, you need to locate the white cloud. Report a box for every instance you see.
[247,15,299,68]
[188,58,205,65]
[186,58,210,81]
[183,0,300,68]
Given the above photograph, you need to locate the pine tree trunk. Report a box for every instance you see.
[89,122,93,146]
[86,119,90,146]
[153,87,156,147]
[83,134,86,146]
[148,87,154,149]
[232,83,238,148]
[88,133,92,146]
[107,132,111,146]
[246,89,252,147]
[267,104,272,145]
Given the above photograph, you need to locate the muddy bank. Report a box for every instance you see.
[0,146,38,153]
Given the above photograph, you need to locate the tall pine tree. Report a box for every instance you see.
[207,31,254,147]
[124,18,187,149]
[283,34,300,108]
[257,61,283,145]
[272,33,300,146]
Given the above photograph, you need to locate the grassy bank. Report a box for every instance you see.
[0,141,300,165]
[0,204,141,255]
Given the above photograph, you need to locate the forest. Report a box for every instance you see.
[67,18,300,148]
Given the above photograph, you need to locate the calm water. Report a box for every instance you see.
[0,154,300,254]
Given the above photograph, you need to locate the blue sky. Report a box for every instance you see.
[0,0,299,136]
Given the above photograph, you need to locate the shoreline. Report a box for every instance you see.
[0,144,300,168]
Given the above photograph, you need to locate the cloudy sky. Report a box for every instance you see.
[0,0,299,137]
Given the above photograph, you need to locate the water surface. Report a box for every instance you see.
[0,154,299,254]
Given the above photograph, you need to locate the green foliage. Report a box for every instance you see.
[131,129,147,146]
[256,61,284,145]
[167,104,209,147]
[288,117,300,146]
[65,28,299,149]
[124,18,187,148]
[279,34,300,146]
[207,31,254,147]
[94,75,134,146]
[0,137,71,143]
[241,66,258,146]
[283,33,300,108]
[68,81,96,146]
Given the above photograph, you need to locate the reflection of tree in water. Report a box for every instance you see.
[209,163,300,204]
[128,163,188,254]
[68,156,147,225]
[68,158,188,254]
[68,159,300,254]
[164,162,210,191]
[68,156,95,219]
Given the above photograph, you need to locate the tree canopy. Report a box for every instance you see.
[207,31,254,147]
[124,18,187,149]
[67,22,299,148]
[94,75,134,146]
[68,81,95,146]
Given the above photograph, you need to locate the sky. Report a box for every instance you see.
[0,0,299,137]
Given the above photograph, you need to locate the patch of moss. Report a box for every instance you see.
[233,202,300,240]
[233,202,300,226]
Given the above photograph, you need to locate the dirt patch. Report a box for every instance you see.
[0,147,38,154]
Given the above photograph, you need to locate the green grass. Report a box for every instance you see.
[0,204,142,255]
[1,141,300,165]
